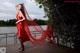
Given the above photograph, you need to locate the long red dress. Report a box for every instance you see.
[16,10,55,45]
[16,12,30,42]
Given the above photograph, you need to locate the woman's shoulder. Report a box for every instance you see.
[17,11,22,17]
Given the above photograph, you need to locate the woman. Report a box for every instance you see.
[16,3,30,51]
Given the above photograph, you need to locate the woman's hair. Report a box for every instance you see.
[19,4,26,18]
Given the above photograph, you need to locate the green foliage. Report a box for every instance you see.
[0,19,46,26]
[33,19,47,25]
[35,0,80,51]
[0,19,16,26]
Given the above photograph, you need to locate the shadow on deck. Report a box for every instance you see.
[6,42,79,53]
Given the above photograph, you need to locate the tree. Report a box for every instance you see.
[0,19,46,26]
[35,0,80,51]
[33,19,46,25]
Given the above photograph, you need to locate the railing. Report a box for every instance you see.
[0,31,42,46]
[54,34,74,48]
[0,32,73,48]
[0,33,17,46]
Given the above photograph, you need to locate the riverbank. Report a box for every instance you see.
[0,25,46,27]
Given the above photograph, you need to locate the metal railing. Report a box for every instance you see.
[0,31,42,46]
[0,33,17,46]
[0,32,73,48]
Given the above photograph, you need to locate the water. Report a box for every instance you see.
[0,25,47,46]
[0,26,73,48]
[0,25,47,33]
[0,27,17,33]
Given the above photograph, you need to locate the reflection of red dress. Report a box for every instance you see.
[16,12,30,42]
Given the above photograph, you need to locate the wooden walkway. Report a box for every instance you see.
[6,42,79,53]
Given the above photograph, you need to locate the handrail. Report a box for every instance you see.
[0,31,42,46]
[0,33,17,46]
[0,32,73,48]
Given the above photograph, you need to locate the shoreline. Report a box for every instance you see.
[0,26,16,27]
[0,25,46,27]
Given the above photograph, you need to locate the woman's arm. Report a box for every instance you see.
[16,11,26,24]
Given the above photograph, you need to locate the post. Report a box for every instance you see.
[5,33,7,46]
[15,33,17,44]
[14,33,17,44]
[56,34,59,47]
[34,33,36,38]
[14,33,15,44]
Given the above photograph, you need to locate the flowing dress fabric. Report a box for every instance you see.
[16,13,30,42]
[16,6,55,45]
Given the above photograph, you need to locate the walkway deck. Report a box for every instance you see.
[6,42,79,53]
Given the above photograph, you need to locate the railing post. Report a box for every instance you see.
[56,34,59,47]
[33,33,36,38]
[14,33,17,44]
[5,33,7,46]
[15,33,17,44]
[35,34,36,38]
[14,33,15,44]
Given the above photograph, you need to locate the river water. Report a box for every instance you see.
[0,25,47,46]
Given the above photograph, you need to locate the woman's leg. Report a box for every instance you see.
[18,38,24,51]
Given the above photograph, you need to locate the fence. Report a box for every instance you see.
[0,32,73,48]
[0,33,17,46]
[0,31,42,46]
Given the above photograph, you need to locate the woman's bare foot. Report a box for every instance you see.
[18,45,24,52]
[18,48,24,52]
[18,46,22,50]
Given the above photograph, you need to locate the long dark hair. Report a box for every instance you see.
[19,4,26,18]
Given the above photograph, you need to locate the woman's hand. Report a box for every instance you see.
[16,20,23,24]
[16,21,19,24]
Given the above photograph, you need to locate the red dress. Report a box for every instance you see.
[16,12,30,42]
